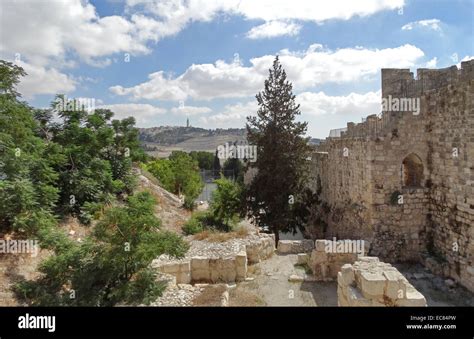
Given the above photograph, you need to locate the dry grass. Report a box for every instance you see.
[192,285,227,306]
[247,264,261,276]
[193,226,249,242]
[229,288,266,306]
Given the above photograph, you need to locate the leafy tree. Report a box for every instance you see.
[50,101,143,216]
[223,157,243,182]
[210,177,243,231]
[144,159,175,192]
[146,151,203,209]
[245,56,311,243]
[14,191,189,306]
[169,151,203,205]
[189,151,213,170]
[0,60,62,234]
[212,149,221,178]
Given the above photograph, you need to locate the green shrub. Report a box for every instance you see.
[183,195,196,211]
[182,214,204,235]
[14,191,189,306]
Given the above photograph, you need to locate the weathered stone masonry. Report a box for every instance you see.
[308,60,474,292]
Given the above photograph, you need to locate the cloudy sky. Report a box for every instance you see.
[0,0,472,138]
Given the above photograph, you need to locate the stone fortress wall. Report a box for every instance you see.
[308,60,474,292]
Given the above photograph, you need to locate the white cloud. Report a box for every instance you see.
[110,71,188,101]
[297,90,381,116]
[253,44,425,88]
[402,19,442,32]
[1,0,406,68]
[457,55,474,68]
[425,57,438,68]
[0,0,152,67]
[246,21,302,39]
[171,105,212,115]
[15,61,77,99]
[199,101,258,127]
[0,0,160,96]
[110,43,424,101]
[127,0,404,30]
[97,103,166,126]
[198,91,383,132]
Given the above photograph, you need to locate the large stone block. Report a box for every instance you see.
[277,239,314,254]
[209,257,237,283]
[277,240,293,254]
[339,264,355,286]
[156,261,191,284]
[310,249,328,265]
[359,271,386,298]
[383,270,406,301]
[395,285,427,306]
[191,257,210,282]
[315,239,329,251]
[235,251,247,281]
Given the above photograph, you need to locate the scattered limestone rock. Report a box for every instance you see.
[277,240,314,254]
[288,274,305,282]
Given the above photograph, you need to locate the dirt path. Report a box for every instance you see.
[232,253,337,306]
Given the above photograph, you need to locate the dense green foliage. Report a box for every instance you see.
[145,151,203,209]
[189,151,214,170]
[212,149,221,175]
[210,177,243,229]
[15,192,189,306]
[245,56,312,243]
[183,177,243,233]
[182,211,206,235]
[0,61,61,233]
[0,60,190,306]
[222,158,244,182]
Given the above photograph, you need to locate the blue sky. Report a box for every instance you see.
[1,0,473,137]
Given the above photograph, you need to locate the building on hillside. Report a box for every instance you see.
[308,60,474,292]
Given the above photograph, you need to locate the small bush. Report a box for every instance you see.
[183,195,196,210]
[192,226,249,242]
[182,215,204,235]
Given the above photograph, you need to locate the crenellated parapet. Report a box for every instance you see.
[381,59,474,98]
[326,60,474,141]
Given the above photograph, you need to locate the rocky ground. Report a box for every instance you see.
[137,169,191,234]
[151,283,205,306]
[396,263,474,307]
[230,253,337,306]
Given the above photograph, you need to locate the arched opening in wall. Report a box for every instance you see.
[401,153,424,187]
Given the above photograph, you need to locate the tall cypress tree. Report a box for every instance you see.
[213,149,221,178]
[246,56,311,243]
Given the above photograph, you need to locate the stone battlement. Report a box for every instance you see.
[382,59,474,98]
[325,60,474,141]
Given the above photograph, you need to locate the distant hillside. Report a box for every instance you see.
[138,126,322,157]
[139,126,247,157]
